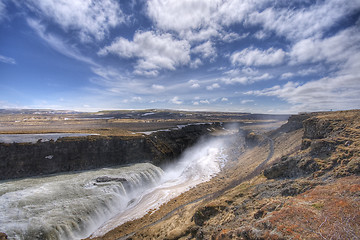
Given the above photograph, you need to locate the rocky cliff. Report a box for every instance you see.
[0,123,220,180]
[95,110,360,240]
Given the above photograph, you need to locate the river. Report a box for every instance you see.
[0,135,237,240]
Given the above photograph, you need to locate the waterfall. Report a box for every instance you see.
[0,133,241,240]
[0,163,163,240]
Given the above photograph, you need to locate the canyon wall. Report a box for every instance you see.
[0,123,220,180]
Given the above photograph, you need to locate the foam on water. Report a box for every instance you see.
[91,136,232,237]
[0,134,239,240]
[0,163,163,240]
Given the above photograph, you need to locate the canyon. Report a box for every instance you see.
[0,109,359,239]
[88,110,360,240]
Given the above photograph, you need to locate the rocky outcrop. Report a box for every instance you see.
[265,110,360,179]
[273,113,312,134]
[0,233,7,240]
[0,123,219,180]
[185,110,360,240]
[83,110,359,240]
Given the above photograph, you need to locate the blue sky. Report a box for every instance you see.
[0,0,359,113]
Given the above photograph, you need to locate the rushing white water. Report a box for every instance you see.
[0,135,237,240]
[0,163,163,240]
[91,136,231,238]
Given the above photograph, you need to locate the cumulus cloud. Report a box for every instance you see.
[170,96,183,105]
[190,58,203,69]
[192,41,217,60]
[230,47,286,66]
[221,68,273,85]
[221,77,248,85]
[146,0,261,42]
[189,80,200,89]
[246,70,360,112]
[221,97,228,102]
[253,30,268,40]
[290,26,360,65]
[0,54,16,64]
[99,31,191,76]
[25,0,126,42]
[147,0,221,40]
[206,83,220,90]
[200,100,210,104]
[281,72,294,79]
[152,84,165,91]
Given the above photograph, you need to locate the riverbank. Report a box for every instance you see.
[89,110,359,240]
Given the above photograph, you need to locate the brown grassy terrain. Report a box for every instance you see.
[0,109,287,136]
[87,110,360,240]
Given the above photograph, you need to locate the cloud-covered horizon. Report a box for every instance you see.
[0,0,359,113]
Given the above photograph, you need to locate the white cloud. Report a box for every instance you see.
[170,96,183,105]
[245,69,360,112]
[222,32,248,42]
[230,47,286,66]
[241,99,254,104]
[222,68,272,85]
[27,18,96,65]
[99,31,191,76]
[152,84,165,91]
[200,100,210,104]
[248,0,360,40]
[192,41,217,60]
[131,96,142,102]
[221,97,228,102]
[25,0,126,42]
[189,80,201,89]
[90,66,157,96]
[193,101,199,105]
[253,73,272,81]
[281,72,294,79]
[0,54,16,64]
[206,83,220,90]
[241,67,259,76]
[254,30,268,40]
[290,26,360,65]
[147,0,221,39]
[146,0,259,42]
[0,0,7,22]
[191,83,200,88]
[221,77,248,85]
[190,58,203,69]
[146,0,360,45]
[298,67,320,76]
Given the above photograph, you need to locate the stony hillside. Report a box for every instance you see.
[94,110,360,240]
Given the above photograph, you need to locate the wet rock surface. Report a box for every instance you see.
[0,233,7,240]
[95,176,127,183]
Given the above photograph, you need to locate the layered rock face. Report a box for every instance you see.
[196,110,360,240]
[106,110,359,240]
[0,123,219,180]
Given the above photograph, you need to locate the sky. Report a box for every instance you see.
[0,0,359,113]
